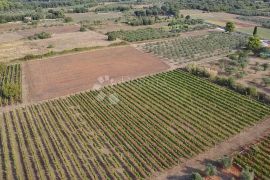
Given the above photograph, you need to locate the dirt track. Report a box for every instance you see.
[151,117,270,180]
[23,46,169,102]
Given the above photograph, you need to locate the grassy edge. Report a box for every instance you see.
[10,41,128,63]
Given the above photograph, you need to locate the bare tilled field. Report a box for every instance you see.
[23,46,169,102]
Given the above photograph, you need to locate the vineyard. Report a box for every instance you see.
[234,133,270,179]
[107,28,177,42]
[0,70,269,179]
[141,32,248,64]
[0,64,21,106]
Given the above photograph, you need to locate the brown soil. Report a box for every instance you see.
[23,46,169,102]
[17,24,80,37]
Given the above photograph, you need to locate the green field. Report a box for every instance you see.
[238,27,270,40]
[0,64,21,106]
[0,70,269,179]
[235,133,270,179]
[107,28,177,42]
[142,32,248,64]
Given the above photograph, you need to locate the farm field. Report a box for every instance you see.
[66,12,123,23]
[180,10,258,29]
[0,70,269,179]
[141,32,248,65]
[23,46,168,102]
[0,24,118,62]
[199,56,270,96]
[0,64,21,106]
[238,27,270,40]
[234,131,270,179]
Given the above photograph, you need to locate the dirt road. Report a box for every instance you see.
[151,117,270,180]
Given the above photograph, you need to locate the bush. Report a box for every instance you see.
[28,31,51,40]
[205,164,217,176]
[64,17,73,23]
[2,83,20,99]
[240,167,254,180]
[218,155,233,169]
[191,172,203,180]
[79,26,87,32]
[107,33,117,41]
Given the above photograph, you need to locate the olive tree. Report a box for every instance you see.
[225,22,235,32]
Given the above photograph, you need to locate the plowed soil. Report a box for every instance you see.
[23,46,168,102]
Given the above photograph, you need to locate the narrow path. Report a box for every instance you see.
[151,117,270,180]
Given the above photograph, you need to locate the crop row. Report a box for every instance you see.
[141,32,248,64]
[234,133,270,179]
[0,63,22,106]
[0,70,269,179]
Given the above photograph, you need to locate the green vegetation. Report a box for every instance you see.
[218,155,233,169]
[95,4,131,12]
[205,164,217,176]
[240,168,255,180]
[0,70,269,178]
[238,16,270,29]
[107,28,177,42]
[172,0,270,16]
[225,22,235,33]
[28,32,52,40]
[184,64,270,104]
[247,35,262,53]
[238,27,270,40]
[0,63,21,106]
[191,172,203,180]
[143,32,248,63]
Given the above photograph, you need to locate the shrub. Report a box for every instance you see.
[191,172,203,180]
[240,167,254,180]
[79,26,87,32]
[107,33,117,41]
[205,164,217,176]
[47,44,54,48]
[64,17,73,23]
[262,63,269,71]
[246,86,257,96]
[2,83,20,99]
[218,155,233,169]
[28,31,51,40]
[262,78,270,86]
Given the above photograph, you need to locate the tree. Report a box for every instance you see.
[247,36,262,53]
[191,172,203,180]
[205,164,217,176]
[253,26,258,36]
[225,22,235,32]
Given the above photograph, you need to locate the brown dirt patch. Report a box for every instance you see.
[23,46,169,102]
[17,24,80,37]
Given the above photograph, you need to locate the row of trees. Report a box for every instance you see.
[134,2,180,17]
[0,9,65,23]
[191,156,255,180]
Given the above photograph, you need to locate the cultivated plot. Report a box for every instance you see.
[0,70,269,179]
[23,46,168,102]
